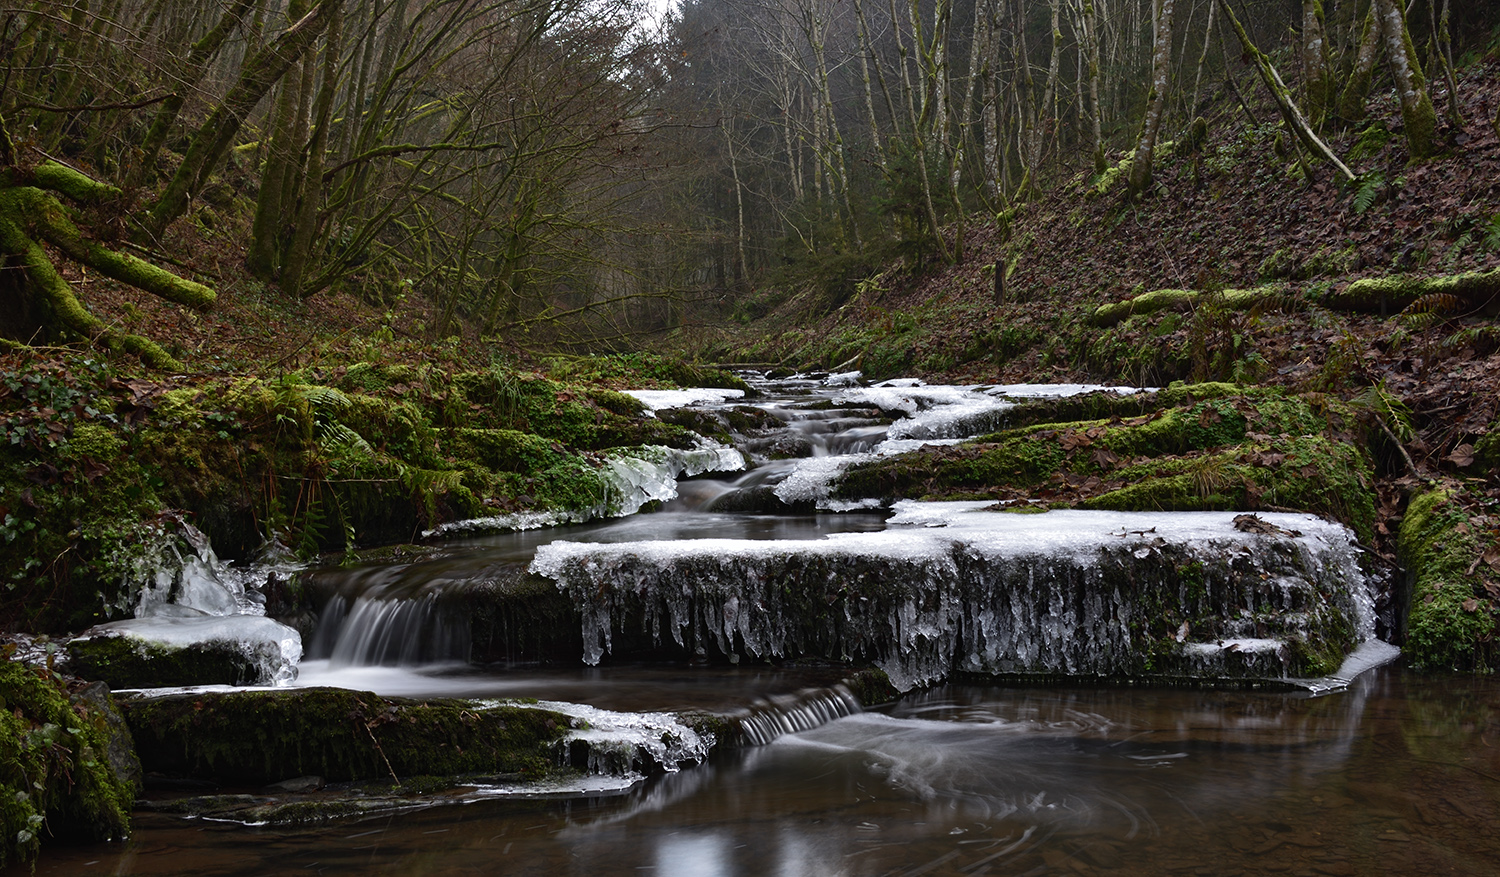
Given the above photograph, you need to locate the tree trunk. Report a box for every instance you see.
[1080,0,1106,173]
[129,0,256,188]
[282,1,342,298]
[1371,0,1437,158]
[246,1,309,281]
[1337,4,1381,124]
[144,0,336,240]
[1301,0,1331,126]
[1129,0,1174,194]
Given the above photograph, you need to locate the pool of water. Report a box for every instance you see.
[21,666,1498,876]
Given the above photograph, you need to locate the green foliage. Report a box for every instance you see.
[0,659,134,868]
[1346,122,1392,161]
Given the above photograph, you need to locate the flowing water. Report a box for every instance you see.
[22,375,1500,874]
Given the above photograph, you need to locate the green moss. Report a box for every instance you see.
[1089,286,1279,328]
[121,688,571,785]
[1330,267,1500,314]
[1398,487,1497,671]
[1,660,135,868]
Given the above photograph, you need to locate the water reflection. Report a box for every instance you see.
[21,667,1500,876]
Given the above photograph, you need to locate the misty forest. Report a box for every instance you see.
[2,0,1500,873]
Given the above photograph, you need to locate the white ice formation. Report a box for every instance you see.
[532,503,1375,691]
[75,614,303,686]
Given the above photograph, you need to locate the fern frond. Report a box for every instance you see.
[297,385,352,413]
[317,421,375,459]
[1398,310,1445,332]
[1484,214,1500,251]
[1442,325,1500,350]
[1351,382,1415,442]
[1352,172,1385,214]
[1401,292,1465,316]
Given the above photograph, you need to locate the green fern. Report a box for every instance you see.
[1483,213,1500,251]
[1351,381,1414,442]
[1352,171,1385,214]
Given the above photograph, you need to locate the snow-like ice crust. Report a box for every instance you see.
[623,388,746,413]
[80,615,303,685]
[523,700,710,776]
[428,440,745,536]
[531,503,1376,691]
[767,380,1144,509]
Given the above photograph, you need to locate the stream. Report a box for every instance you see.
[21,375,1500,874]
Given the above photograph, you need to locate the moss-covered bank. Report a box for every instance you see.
[832,384,1377,543]
[0,350,741,633]
[1,659,138,868]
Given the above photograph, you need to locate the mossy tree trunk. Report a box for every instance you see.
[1337,5,1381,124]
[1371,0,1437,158]
[281,1,342,298]
[1128,0,1174,195]
[128,0,257,188]
[247,0,310,281]
[0,163,215,370]
[1300,0,1331,126]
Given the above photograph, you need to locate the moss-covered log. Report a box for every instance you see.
[1089,286,1274,327]
[0,177,216,370]
[1328,268,1500,314]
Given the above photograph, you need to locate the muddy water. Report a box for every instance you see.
[23,666,1498,876]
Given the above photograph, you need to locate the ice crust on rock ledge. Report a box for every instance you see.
[429,440,745,536]
[529,700,710,778]
[78,615,303,686]
[531,502,1377,691]
[623,388,746,413]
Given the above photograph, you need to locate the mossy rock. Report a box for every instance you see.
[120,688,571,785]
[1,660,136,868]
[67,630,287,689]
[1398,487,1497,671]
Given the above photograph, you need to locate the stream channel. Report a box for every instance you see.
[26,375,1500,875]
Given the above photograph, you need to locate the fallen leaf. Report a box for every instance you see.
[1445,444,1475,467]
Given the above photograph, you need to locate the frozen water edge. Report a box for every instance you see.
[532,502,1377,691]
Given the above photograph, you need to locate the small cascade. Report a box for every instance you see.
[738,684,862,745]
[309,593,470,666]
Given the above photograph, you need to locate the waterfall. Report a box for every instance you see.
[738,685,863,745]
